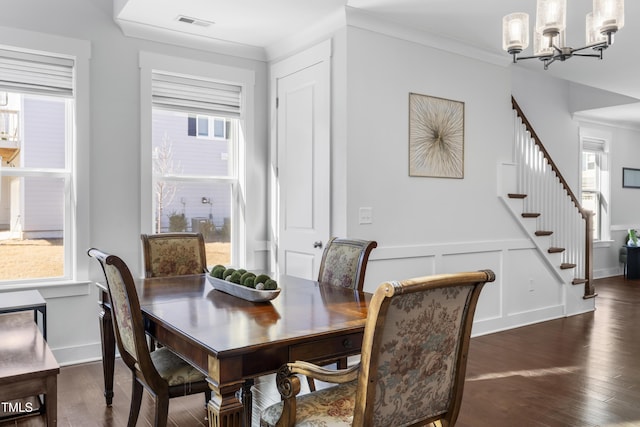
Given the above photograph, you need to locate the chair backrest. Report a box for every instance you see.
[141,232,208,278]
[88,248,163,387]
[353,270,495,427]
[317,237,377,291]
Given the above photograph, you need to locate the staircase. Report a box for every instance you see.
[501,97,595,300]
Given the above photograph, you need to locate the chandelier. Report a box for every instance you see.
[502,0,624,69]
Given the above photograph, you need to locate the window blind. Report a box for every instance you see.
[0,48,74,97]
[152,71,241,118]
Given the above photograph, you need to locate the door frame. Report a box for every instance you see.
[269,39,332,275]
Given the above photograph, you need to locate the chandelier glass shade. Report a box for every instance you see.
[502,0,624,69]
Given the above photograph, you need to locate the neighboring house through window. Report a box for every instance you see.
[140,53,254,268]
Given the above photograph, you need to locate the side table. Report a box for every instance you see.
[0,290,47,340]
[625,246,640,280]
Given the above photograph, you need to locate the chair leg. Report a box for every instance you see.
[128,378,144,427]
[154,393,170,427]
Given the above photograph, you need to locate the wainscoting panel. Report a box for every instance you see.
[365,238,581,337]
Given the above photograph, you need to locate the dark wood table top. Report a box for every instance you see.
[98,274,371,359]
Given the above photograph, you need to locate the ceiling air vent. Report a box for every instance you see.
[176,15,213,27]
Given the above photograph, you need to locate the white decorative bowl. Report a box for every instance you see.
[207,276,281,302]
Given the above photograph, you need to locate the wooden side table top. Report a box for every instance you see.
[0,312,59,382]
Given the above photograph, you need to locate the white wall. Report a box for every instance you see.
[0,0,269,365]
[334,26,581,335]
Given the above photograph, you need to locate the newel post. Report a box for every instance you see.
[584,210,595,298]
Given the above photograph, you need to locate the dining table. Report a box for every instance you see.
[95,273,370,427]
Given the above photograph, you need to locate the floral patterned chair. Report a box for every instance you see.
[88,248,211,427]
[141,232,208,278]
[306,237,377,391]
[260,270,495,427]
[317,237,377,291]
[307,237,378,391]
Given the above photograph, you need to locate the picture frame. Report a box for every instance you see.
[623,167,640,188]
[409,93,464,178]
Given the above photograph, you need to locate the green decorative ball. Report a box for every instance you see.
[264,279,278,291]
[240,272,256,285]
[255,274,271,285]
[211,266,225,279]
[228,271,242,284]
[222,268,236,279]
[244,277,256,288]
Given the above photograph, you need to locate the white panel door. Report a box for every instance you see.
[277,59,330,279]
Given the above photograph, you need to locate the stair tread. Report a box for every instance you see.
[522,213,541,218]
[572,278,588,285]
[548,247,565,253]
[508,193,527,199]
[535,230,553,236]
[560,263,576,269]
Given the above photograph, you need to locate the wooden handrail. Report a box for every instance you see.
[511,96,594,298]
[511,97,589,220]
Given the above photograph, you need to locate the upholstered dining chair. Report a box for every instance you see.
[307,237,377,391]
[260,270,495,427]
[317,237,378,291]
[88,248,211,427]
[141,232,208,278]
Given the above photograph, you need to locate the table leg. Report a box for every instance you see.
[40,306,47,341]
[98,301,115,406]
[240,379,254,426]
[45,374,57,427]
[207,380,244,427]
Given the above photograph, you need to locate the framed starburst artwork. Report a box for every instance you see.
[409,93,464,178]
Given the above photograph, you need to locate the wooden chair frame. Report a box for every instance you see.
[88,248,210,427]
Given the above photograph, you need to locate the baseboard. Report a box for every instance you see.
[472,305,565,337]
[52,341,103,366]
[594,266,623,279]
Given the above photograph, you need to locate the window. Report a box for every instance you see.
[0,48,77,282]
[151,109,237,267]
[580,134,610,241]
[141,53,254,268]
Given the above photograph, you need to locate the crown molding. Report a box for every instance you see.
[344,6,509,68]
[264,8,346,63]
[116,18,267,62]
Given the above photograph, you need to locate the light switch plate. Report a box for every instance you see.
[359,207,373,224]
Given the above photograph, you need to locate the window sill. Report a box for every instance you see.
[0,280,91,299]
[594,239,614,249]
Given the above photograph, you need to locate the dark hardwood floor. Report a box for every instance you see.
[3,275,640,426]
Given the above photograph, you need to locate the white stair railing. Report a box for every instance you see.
[511,98,594,297]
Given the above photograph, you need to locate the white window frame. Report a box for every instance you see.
[579,126,611,243]
[139,52,255,270]
[196,115,227,140]
[0,28,91,290]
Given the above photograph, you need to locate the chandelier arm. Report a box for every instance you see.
[572,42,608,54]
[572,53,604,58]
[543,57,558,70]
